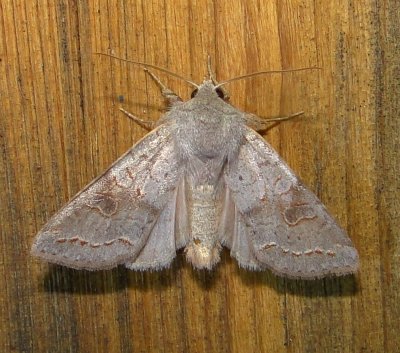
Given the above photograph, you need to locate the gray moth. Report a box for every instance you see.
[31,58,359,279]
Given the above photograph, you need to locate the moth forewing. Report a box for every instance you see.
[224,128,358,279]
[31,124,181,270]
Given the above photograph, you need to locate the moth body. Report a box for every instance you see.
[170,81,244,269]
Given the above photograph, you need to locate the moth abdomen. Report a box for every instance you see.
[185,183,222,269]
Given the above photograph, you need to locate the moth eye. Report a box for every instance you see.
[191,89,198,98]
[215,87,225,99]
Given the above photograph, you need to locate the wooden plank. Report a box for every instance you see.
[0,1,398,352]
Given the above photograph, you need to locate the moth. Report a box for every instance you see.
[32,56,359,279]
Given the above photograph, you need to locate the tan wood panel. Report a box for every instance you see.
[1,1,398,352]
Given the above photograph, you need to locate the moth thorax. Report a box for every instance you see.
[185,184,222,270]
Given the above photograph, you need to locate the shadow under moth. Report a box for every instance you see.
[32,56,359,279]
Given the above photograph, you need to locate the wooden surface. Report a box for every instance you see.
[1,1,399,352]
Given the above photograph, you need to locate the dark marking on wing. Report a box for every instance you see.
[86,193,118,217]
[283,204,317,225]
[54,236,134,247]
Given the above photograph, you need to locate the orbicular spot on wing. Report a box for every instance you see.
[86,192,118,217]
[283,204,316,226]
[277,184,317,226]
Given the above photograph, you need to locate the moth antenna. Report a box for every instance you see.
[215,66,321,88]
[207,55,214,81]
[95,52,199,88]
[206,55,230,100]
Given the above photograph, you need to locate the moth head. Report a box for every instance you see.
[190,81,229,101]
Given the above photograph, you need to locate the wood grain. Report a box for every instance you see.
[1,1,398,352]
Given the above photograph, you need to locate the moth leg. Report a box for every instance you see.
[119,107,155,130]
[144,68,182,105]
[120,68,183,129]
[263,111,304,122]
[245,111,304,131]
